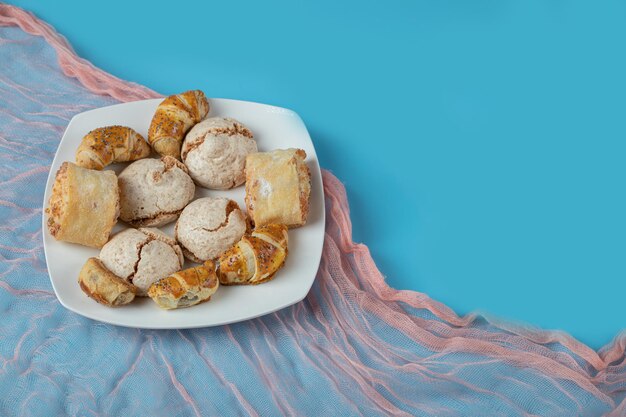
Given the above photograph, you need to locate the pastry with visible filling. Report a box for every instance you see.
[245,148,311,228]
[148,261,219,310]
[217,224,288,285]
[45,162,119,248]
[181,117,257,189]
[118,156,195,227]
[175,197,247,262]
[78,257,137,307]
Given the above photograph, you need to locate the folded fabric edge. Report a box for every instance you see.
[322,170,622,406]
[0,3,160,102]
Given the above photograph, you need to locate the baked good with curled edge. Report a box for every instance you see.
[148,261,219,310]
[45,162,119,248]
[148,90,209,159]
[78,257,137,307]
[217,224,288,285]
[75,125,150,170]
[245,148,311,228]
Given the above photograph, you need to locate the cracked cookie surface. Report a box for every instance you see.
[181,117,257,190]
[175,197,247,262]
[99,228,184,296]
[118,156,195,227]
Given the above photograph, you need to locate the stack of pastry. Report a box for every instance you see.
[46,89,312,311]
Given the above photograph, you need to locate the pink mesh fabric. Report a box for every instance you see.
[0,5,159,101]
[1,4,625,416]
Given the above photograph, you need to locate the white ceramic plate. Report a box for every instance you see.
[42,98,325,329]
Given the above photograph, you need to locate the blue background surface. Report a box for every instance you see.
[8,0,626,349]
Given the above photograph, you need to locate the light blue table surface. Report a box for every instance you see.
[8,0,626,349]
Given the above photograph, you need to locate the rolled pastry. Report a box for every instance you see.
[148,261,219,310]
[148,90,209,159]
[217,224,288,285]
[75,125,150,170]
[78,257,137,307]
[45,162,119,248]
[245,149,311,228]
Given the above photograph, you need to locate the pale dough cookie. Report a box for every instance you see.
[181,117,257,190]
[118,156,195,227]
[99,228,184,296]
[175,197,247,262]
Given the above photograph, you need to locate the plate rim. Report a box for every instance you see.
[41,97,325,329]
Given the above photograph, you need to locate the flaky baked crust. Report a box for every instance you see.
[75,125,150,170]
[148,90,209,159]
[148,261,219,310]
[78,257,137,307]
[217,224,288,285]
[244,148,311,228]
[45,162,119,248]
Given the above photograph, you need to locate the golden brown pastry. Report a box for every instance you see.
[78,257,137,307]
[75,125,151,170]
[147,90,210,159]
[217,224,288,285]
[45,162,119,248]
[245,149,311,228]
[147,261,219,309]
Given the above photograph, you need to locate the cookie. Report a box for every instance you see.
[99,228,184,296]
[118,156,195,227]
[175,197,247,262]
[181,117,257,190]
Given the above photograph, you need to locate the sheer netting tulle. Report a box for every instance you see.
[1,5,625,416]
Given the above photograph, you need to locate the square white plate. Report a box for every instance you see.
[42,98,325,329]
